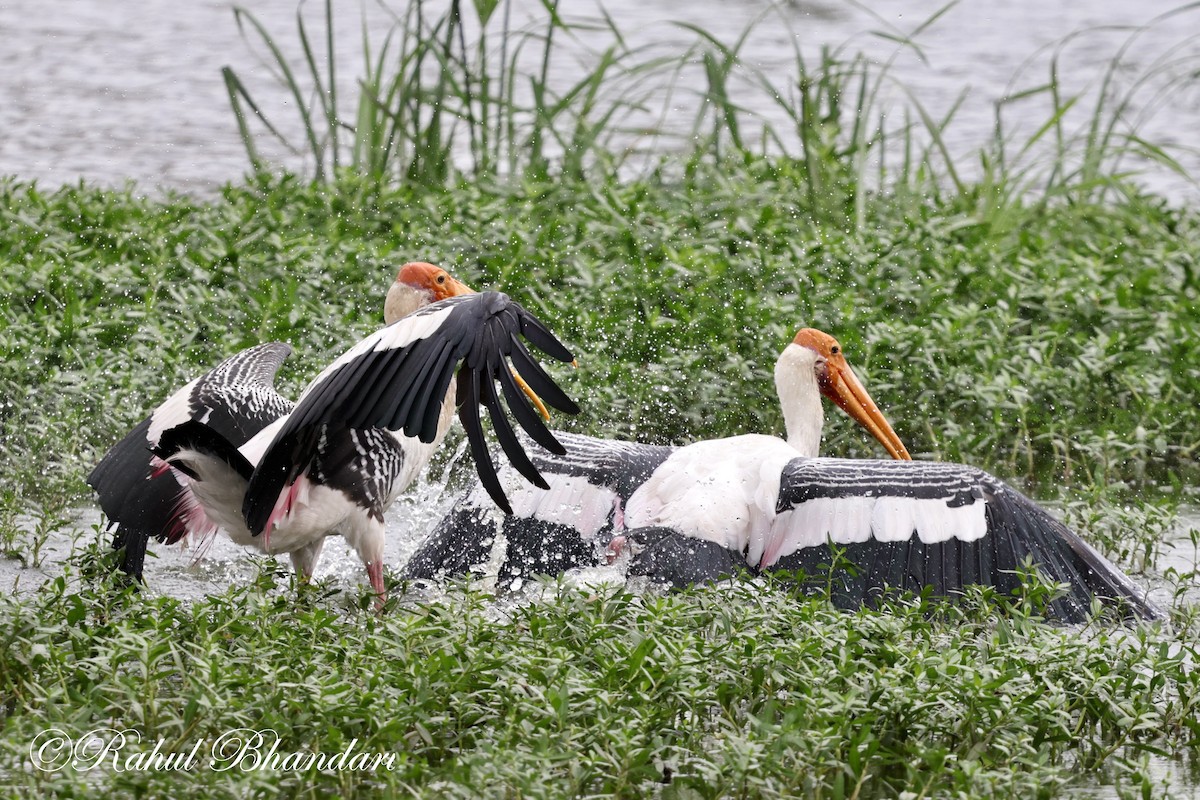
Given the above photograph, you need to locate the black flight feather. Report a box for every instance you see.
[457,368,515,514]
[519,312,576,364]
[152,419,256,482]
[341,346,415,427]
[478,369,544,489]
[496,362,565,455]
[505,332,580,415]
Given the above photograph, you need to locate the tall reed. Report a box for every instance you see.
[223,1,1199,230]
[224,0,676,186]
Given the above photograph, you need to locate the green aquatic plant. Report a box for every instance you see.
[223,0,669,186]
[0,557,1195,798]
[1,167,1198,499]
[220,0,1200,237]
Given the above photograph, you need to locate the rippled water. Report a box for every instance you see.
[1,0,1198,197]
[0,462,468,603]
[8,494,1193,606]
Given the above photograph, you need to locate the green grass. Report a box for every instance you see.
[0,560,1196,799]
[0,164,1197,797]
[1,170,1197,506]
[223,0,672,187]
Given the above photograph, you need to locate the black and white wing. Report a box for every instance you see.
[88,342,294,579]
[765,457,1162,622]
[242,292,580,535]
[403,431,674,586]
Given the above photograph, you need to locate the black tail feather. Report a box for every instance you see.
[88,417,187,577]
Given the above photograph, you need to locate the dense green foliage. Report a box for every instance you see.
[0,166,1197,798]
[0,563,1197,798]
[1,169,1198,505]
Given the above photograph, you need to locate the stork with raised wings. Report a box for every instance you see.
[91,262,473,580]
[405,328,1160,622]
[92,263,579,603]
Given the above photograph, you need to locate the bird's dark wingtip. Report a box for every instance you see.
[541,433,567,456]
[517,309,576,364]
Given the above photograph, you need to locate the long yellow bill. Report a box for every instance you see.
[511,368,552,422]
[792,328,911,461]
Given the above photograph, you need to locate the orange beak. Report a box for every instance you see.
[793,328,911,461]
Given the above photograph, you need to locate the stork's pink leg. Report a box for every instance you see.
[606,535,628,564]
[606,496,629,563]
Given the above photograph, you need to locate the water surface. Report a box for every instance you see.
[0,0,1197,197]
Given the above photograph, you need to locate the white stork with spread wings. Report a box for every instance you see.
[405,329,1160,622]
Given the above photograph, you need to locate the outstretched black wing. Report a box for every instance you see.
[242,292,580,534]
[88,342,294,579]
[766,457,1163,622]
[404,431,675,586]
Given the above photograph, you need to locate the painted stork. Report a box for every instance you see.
[404,328,906,581]
[151,289,578,603]
[90,262,472,580]
[405,329,1161,622]
[91,263,578,603]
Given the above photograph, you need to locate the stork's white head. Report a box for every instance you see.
[384,262,475,324]
[786,328,911,461]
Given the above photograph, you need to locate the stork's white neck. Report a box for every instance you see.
[774,343,824,457]
[384,282,431,325]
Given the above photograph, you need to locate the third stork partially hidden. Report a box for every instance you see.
[405,328,1161,623]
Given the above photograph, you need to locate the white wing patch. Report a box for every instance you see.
[627,434,798,558]
[761,493,989,568]
[238,415,290,466]
[370,303,457,354]
[147,375,203,445]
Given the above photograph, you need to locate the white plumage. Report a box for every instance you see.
[621,333,908,563]
[627,434,798,557]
